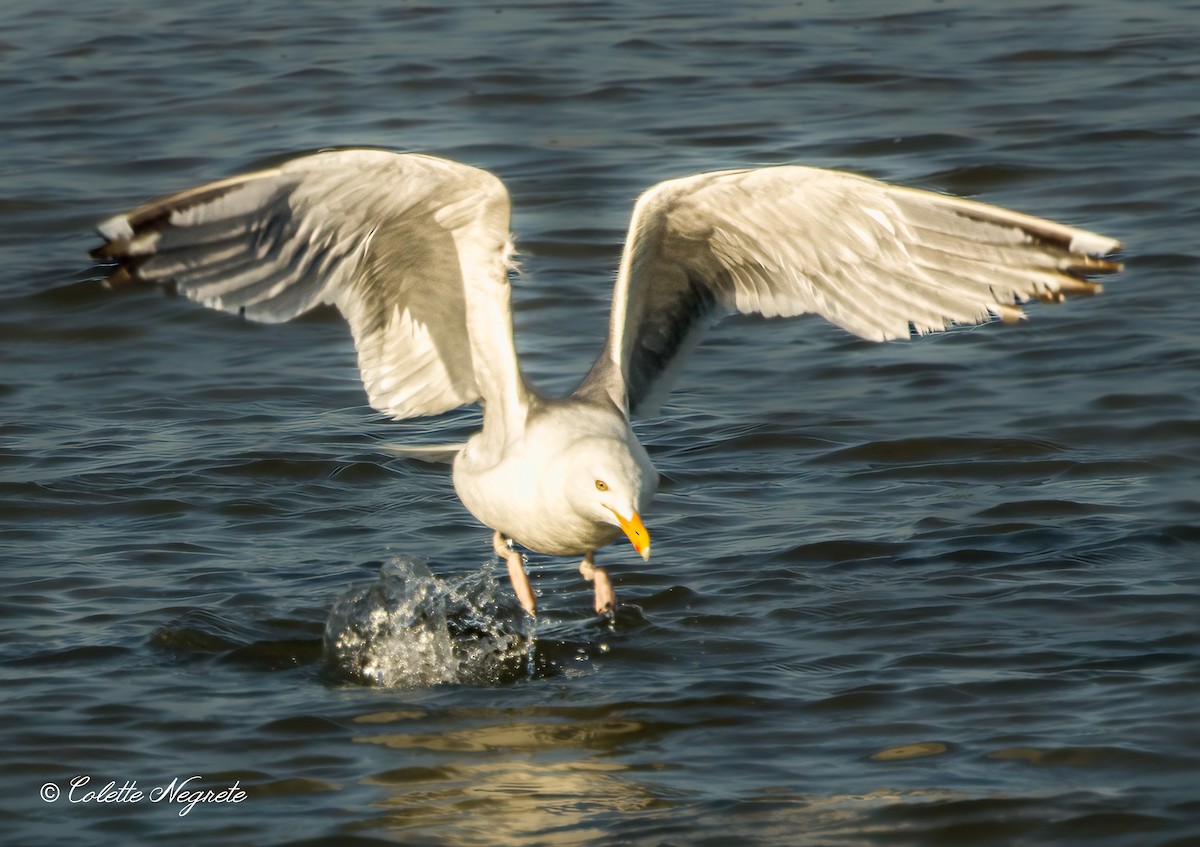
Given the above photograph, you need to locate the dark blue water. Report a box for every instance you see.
[3,1,1199,845]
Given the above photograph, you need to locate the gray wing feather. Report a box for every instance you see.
[583,166,1122,417]
[93,149,523,423]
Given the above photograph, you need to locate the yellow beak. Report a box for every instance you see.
[613,509,651,561]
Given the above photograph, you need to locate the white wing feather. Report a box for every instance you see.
[582,166,1122,416]
[93,149,527,430]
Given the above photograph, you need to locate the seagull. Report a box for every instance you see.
[90,147,1122,617]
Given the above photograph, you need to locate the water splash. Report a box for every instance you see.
[323,555,535,688]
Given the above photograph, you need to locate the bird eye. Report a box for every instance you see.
[595,479,608,491]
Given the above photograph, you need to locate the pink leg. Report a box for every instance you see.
[493,531,536,617]
[579,551,615,615]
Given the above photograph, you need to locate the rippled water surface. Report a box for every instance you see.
[3,1,1199,844]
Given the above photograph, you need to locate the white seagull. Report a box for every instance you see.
[91,148,1122,617]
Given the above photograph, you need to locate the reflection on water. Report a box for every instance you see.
[353,707,667,845]
[349,704,994,847]
[366,757,664,846]
[869,742,948,761]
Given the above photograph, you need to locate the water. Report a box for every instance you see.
[2,0,1199,844]
[323,556,535,688]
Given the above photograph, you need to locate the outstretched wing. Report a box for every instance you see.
[579,166,1123,417]
[92,148,528,429]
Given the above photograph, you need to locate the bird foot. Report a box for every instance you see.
[493,531,536,617]
[579,554,616,615]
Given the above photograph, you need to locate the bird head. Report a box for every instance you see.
[566,436,654,560]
